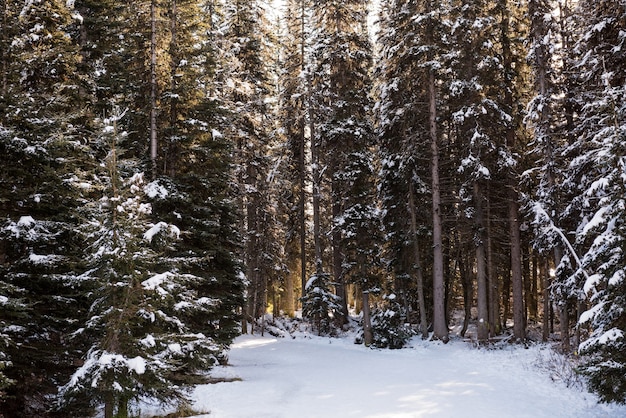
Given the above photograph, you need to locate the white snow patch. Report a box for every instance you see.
[142,334,626,417]
[145,181,169,199]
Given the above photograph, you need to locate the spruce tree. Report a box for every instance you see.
[309,0,378,326]
[572,0,626,403]
[0,0,94,414]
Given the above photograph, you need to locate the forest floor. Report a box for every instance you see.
[140,317,626,418]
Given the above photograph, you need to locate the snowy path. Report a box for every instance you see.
[171,334,626,418]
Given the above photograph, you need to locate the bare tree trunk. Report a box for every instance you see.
[541,258,550,342]
[104,394,114,418]
[1,0,7,97]
[299,0,308,301]
[459,245,473,338]
[310,81,322,280]
[510,192,525,341]
[283,268,296,317]
[409,181,428,339]
[529,251,538,321]
[554,245,570,352]
[331,161,348,320]
[474,182,489,342]
[362,291,373,346]
[487,201,499,336]
[150,0,158,177]
[428,67,448,342]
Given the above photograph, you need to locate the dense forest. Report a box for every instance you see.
[0,0,624,416]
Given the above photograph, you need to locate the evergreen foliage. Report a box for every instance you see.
[301,273,344,336]
[571,0,626,403]
[370,294,414,349]
[1,0,626,409]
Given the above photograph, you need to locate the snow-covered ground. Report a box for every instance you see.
[142,331,626,418]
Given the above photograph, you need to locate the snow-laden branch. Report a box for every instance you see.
[532,202,590,282]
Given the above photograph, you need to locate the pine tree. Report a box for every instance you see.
[278,0,313,312]
[222,0,280,327]
[375,0,431,337]
[571,0,626,403]
[310,0,378,328]
[58,110,230,416]
[0,0,94,414]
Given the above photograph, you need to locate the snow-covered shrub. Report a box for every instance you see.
[368,294,413,349]
[301,273,344,336]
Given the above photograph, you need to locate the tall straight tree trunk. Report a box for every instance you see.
[486,198,498,335]
[362,291,373,346]
[311,113,322,278]
[150,0,158,176]
[474,182,489,342]
[299,0,307,300]
[500,0,525,342]
[530,252,539,320]
[428,66,448,342]
[409,181,429,338]
[509,191,525,341]
[331,161,349,320]
[1,0,7,97]
[541,258,550,342]
[554,245,570,352]
[167,0,178,175]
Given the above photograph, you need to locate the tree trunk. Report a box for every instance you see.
[530,252,539,321]
[104,394,114,418]
[487,200,499,336]
[331,161,348,320]
[409,181,428,338]
[150,0,158,177]
[299,0,307,300]
[283,268,296,317]
[474,182,489,342]
[362,291,373,346]
[510,192,525,341]
[541,258,550,342]
[167,0,178,175]
[1,0,7,97]
[429,67,448,342]
[554,245,570,352]
[459,247,473,338]
[311,90,322,279]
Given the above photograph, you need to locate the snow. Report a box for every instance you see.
[143,222,180,242]
[142,333,626,418]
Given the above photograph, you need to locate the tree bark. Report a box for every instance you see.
[510,192,525,341]
[541,258,550,342]
[1,0,7,97]
[429,66,448,342]
[409,181,429,338]
[150,0,158,177]
[362,291,373,346]
[474,182,489,342]
[554,245,570,352]
[299,0,307,300]
[331,160,348,320]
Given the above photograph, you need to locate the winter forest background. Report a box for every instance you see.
[0,0,625,416]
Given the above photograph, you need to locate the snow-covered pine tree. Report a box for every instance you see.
[525,0,562,342]
[0,0,95,414]
[447,0,530,341]
[222,0,282,328]
[58,110,225,416]
[571,0,626,403]
[277,0,314,312]
[302,272,344,335]
[375,0,431,336]
[370,293,413,349]
[146,0,245,378]
[310,0,378,325]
